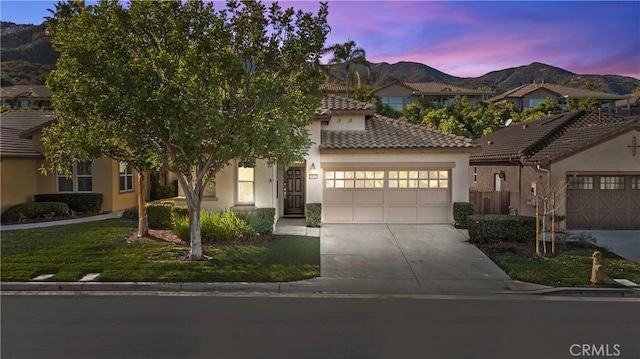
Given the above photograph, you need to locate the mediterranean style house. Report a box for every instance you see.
[489,82,629,113]
[1,85,52,110]
[470,110,640,230]
[372,81,494,111]
[0,110,139,213]
[175,95,478,224]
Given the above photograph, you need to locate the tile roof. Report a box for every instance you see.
[374,81,492,95]
[471,110,640,165]
[490,83,626,102]
[320,83,348,93]
[320,114,476,150]
[316,94,375,116]
[0,111,54,157]
[616,91,640,107]
[0,85,52,99]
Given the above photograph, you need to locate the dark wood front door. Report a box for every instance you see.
[284,167,305,216]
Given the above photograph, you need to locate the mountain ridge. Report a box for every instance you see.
[2,21,638,95]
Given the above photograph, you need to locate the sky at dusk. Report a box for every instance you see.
[1,0,639,79]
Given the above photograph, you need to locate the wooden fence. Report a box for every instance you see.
[469,191,513,215]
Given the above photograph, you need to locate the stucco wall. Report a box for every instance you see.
[0,158,39,212]
[374,83,413,98]
[322,115,366,131]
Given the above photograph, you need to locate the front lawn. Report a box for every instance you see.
[479,242,640,287]
[0,219,319,282]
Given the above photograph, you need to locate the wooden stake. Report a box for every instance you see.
[536,193,540,255]
[552,192,556,255]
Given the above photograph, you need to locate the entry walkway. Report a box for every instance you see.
[274,218,320,237]
[0,211,124,231]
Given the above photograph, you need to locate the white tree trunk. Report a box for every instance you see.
[187,198,203,260]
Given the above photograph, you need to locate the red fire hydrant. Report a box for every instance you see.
[590,251,603,284]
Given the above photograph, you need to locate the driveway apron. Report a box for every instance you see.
[321,224,513,294]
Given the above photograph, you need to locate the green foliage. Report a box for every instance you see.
[467,215,536,244]
[253,208,276,234]
[34,193,103,214]
[122,201,180,229]
[173,210,257,243]
[324,40,370,98]
[351,86,400,118]
[1,105,11,113]
[305,203,322,227]
[156,185,176,200]
[453,202,475,229]
[43,0,330,258]
[568,98,601,111]
[1,202,70,223]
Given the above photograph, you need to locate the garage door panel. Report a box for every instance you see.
[419,206,449,223]
[388,189,418,205]
[325,190,354,205]
[355,206,385,222]
[355,190,384,205]
[324,206,354,222]
[418,189,448,205]
[388,206,418,222]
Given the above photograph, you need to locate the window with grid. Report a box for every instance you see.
[567,176,593,190]
[57,161,93,193]
[237,166,255,204]
[325,171,384,189]
[632,177,640,190]
[388,170,448,188]
[600,176,625,190]
[119,162,134,192]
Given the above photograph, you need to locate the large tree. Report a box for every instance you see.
[42,0,330,260]
[325,40,370,98]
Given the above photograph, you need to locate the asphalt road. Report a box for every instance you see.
[2,294,639,359]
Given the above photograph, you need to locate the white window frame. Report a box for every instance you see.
[57,161,93,193]
[236,164,255,205]
[119,162,135,193]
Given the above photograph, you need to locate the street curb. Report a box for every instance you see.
[2,281,639,297]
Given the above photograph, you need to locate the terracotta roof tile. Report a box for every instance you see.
[316,94,375,116]
[490,83,626,102]
[403,82,492,94]
[320,83,348,93]
[321,114,476,150]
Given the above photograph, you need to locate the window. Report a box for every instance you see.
[237,166,254,204]
[567,176,593,190]
[632,177,640,190]
[600,176,624,190]
[389,170,448,188]
[119,162,134,192]
[325,171,384,188]
[57,161,93,192]
[473,166,477,183]
[528,98,546,108]
[381,96,410,111]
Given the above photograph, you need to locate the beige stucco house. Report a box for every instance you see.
[0,111,139,213]
[175,95,478,224]
[470,110,640,230]
[489,82,628,113]
[373,81,494,112]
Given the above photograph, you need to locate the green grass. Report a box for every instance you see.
[0,219,319,282]
[483,245,640,287]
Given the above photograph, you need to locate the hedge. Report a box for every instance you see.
[305,203,321,227]
[453,202,475,229]
[467,214,536,244]
[34,193,103,214]
[1,202,70,223]
[122,201,176,229]
[156,185,176,200]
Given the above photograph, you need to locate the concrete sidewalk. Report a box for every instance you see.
[0,211,124,231]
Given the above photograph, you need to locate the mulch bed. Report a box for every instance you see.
[127,230,276,246]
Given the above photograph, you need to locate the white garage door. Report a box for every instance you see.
[323,168,451,223]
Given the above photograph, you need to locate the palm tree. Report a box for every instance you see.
[325,40,370,98]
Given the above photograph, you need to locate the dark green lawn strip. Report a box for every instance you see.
[1,219,319,282]
[486,248,640,287]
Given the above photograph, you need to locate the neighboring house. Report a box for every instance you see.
[616,91,640,116]
[469,110,640,230]
[1,85,52,110]
[372,81,494,112]
[175,95,478,224]
[0,111,139,213]
[489,82,628,113]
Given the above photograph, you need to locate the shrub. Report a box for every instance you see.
[453,202,475,229]
[305,203,321,227]
[174,210,257,243]
[253,208,275,234]
[1,202,70,223]
[156,185,176,200]
[467,214,536,244]
[34,193,103,214]
[121,201,177,229]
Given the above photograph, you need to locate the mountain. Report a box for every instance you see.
[2,21,639,95]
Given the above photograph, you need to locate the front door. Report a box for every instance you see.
[284,167,305,216]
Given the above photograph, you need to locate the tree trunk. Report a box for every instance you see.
[187,197,203,260]
[137,171,149,238]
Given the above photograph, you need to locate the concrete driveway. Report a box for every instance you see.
[320,224,522,294]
